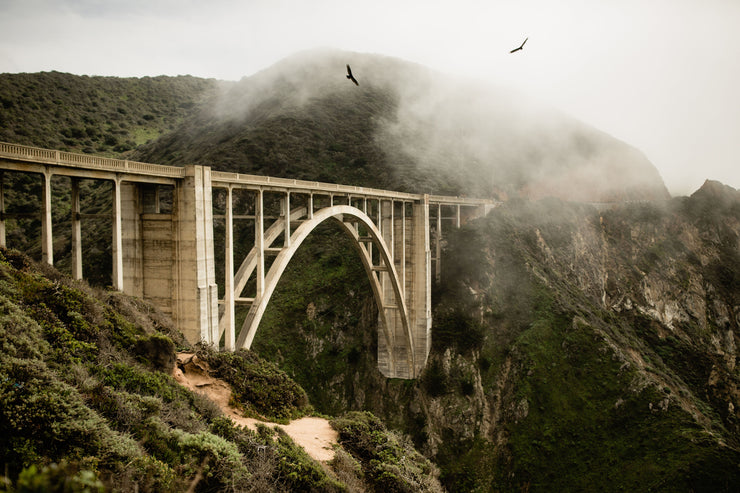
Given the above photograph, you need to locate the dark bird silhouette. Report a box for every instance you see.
[510,37,528,53]
[346,64,359,85]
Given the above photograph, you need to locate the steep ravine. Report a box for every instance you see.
[255,181,740,492]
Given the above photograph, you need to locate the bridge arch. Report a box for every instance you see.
[234,204,414,376]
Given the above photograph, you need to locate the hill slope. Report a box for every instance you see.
[0,248,442,492]
[0,71,220,155]
[132,49,669,201]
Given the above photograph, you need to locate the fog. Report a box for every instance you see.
[183,48,666,202]
[1,0,739,195]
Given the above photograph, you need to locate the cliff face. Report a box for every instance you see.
[259,181,740,491]
[426,180,740,490]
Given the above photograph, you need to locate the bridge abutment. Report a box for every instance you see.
[173,165,219,344]
[119,166,219,345]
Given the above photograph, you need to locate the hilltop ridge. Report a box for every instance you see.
[0,50,669,202]
[132,49,669,202]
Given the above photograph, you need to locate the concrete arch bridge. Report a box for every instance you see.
[0,142,496,378]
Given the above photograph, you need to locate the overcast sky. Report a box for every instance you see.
[1,0,738,195]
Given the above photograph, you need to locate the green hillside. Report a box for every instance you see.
[256,182,740,491]
[1,51,738,492]
[0,248,442,492]
[131,49,669,202]
[0,71,219,155]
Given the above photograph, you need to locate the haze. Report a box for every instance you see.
[1,0,738,196]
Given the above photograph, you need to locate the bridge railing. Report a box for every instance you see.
[0,142,185,178]
[211,170,423,201]
[1,142,499,208]
[211,170,499,208]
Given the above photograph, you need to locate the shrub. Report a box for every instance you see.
[431,308,484,355]
[10,462,105,493]
[133,333,176,372]
[177,430,249,490]
[0,357,139,475]
[273,429,346,492]
[201,347,310,422]
[422,359,448,397]
[330,448,365,492]
[331,411,443,493]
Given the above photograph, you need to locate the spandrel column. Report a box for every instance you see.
[223,185,235,350]
[112,176,124,290]
[71,177,82,280]
[41,169,53,265]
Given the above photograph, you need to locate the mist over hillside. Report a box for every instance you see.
[133,49,669,202]
[1,51,739,492]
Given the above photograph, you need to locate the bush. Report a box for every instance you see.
[273,429,346,493]
[133,333,176,372]
[0,357,140,475]
[422,359,448,397]
[9,462,105,493]
[431,308,484,355]
[201,347,310,422]
[331,411,443,493]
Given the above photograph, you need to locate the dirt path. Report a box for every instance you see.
[172,353,338,462]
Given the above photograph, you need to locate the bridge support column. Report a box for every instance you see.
[282,192,291,247]
[255,189,265,297]
[71,178,82,280]
[378,199,407,377]
[376,196,432,379]
[41,169,53,265]
[411,195,432,375]
[175,165,219,345]
[112,176,124,290]
[0,172,5,249]
[434,204,442,283]
[223,185,235,350]
[120,182,143,297]
[120,182,181,321]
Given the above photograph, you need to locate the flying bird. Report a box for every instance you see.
[346,64,359,86]
[510,37,528,53]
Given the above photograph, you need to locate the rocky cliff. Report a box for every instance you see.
[258,180,739,491]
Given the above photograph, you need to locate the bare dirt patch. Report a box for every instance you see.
[173,352,338,462]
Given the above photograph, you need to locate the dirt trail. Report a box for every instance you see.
[172,353,338,462]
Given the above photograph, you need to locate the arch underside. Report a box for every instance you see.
[224,204,415,378]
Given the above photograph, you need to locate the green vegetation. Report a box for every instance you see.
[424,196,740,491]
[0,247,440,492]
[200,346,311,422]
[495,304,732,491]
[0,72,217,156]
[251,222,380,416]
[1,65,739,491]
[430,308,485,355]
[331,411,443,492]
[0,72,218,284]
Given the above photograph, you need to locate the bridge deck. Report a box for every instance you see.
[0,141,495,207]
